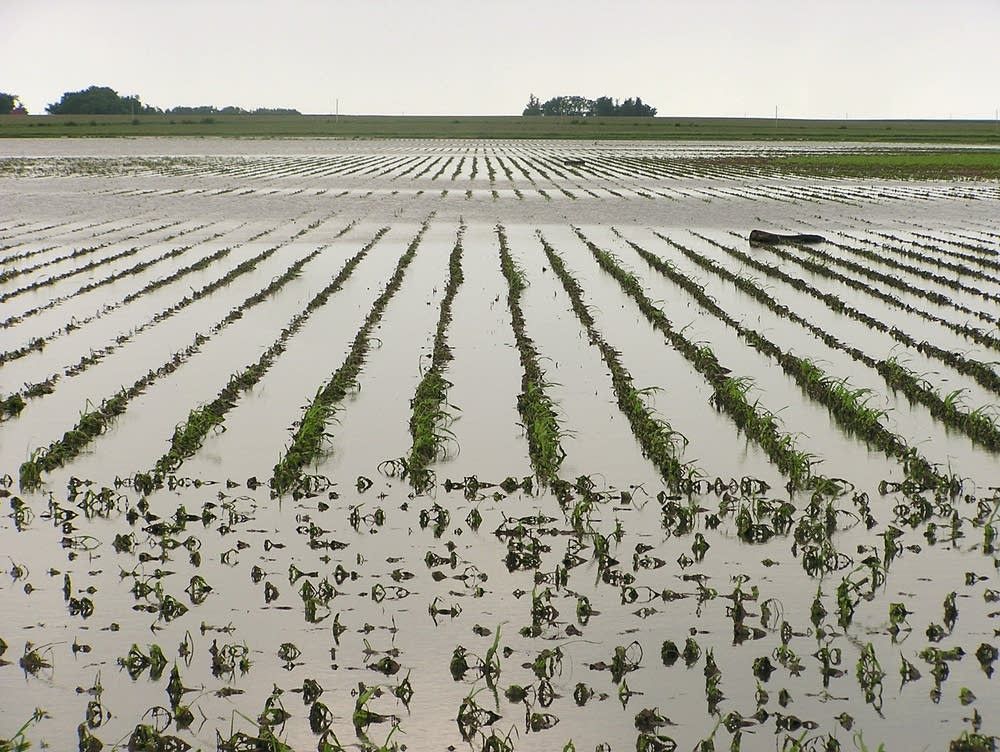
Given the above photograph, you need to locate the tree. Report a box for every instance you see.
[618,96,656,117]
[46,86,155,115]
[565,95,592,117]
[522,94,542,116]
[539,95,593,117]
[540,97,561,117]
[0,92,19,114]
[593,96,616,117]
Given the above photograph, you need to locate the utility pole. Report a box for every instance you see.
[336,98,339,122]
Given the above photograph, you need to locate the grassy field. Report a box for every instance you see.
[3,112,1000,143]
[713,150,1000,179]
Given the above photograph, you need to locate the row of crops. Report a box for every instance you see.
[1,143,998,752]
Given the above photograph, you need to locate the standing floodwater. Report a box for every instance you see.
[1,138,998,752]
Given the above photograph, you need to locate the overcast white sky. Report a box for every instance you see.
[3,0,998,119]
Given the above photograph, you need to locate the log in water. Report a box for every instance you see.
[749,229,826,245]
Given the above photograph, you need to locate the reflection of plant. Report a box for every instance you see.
[456,686,502,742]
[855,643,885,713]
[18,643,53,676]
[450,627,503,687]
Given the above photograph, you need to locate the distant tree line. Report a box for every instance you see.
[165,105,301,116]
[38,85,299,116]
[522,94,657,117]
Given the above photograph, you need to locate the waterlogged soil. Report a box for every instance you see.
[1,138,999,752]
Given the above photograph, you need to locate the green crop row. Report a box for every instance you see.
[572,229,819,491]
[695,233,1000,397]
[406,224,466,488]
[496,225,564,484]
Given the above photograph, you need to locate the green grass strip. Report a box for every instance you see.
[406,224,466,488]
[271,217,434,495]
[7,114,1000,147]
[149,226,389,484]
[496,224,564,484]
[536,231,698,488]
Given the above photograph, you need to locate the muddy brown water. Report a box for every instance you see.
[1,139,998,752]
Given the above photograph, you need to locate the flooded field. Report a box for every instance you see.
[1,139,998,752]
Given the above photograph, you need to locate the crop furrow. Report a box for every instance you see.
[537,232,699,488]
[0,224,269,369]
[829,229,1000,295]
[0,244,60,269]
[0,222,325,416]
[872,230,1000,272]
[411,156,443,180]
[1,225,219,328]
[0,221,194,303]
[878,358,1000,452]
[270,217,434,495]
[430,157,454,181]
[574,229,863,492]
[0,219,186,285]
[608,230,956,490]
[649,233,1000,453]
[0,215,100,246]
[768,233,1000,321]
